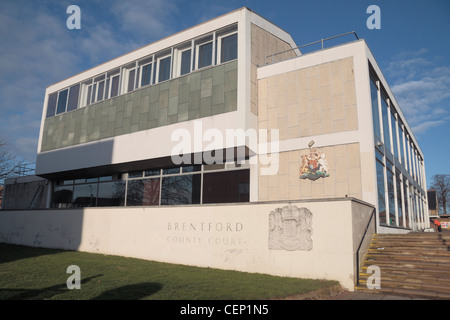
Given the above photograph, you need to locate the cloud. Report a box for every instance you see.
[386,49,450,136]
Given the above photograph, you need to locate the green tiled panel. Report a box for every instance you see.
[41,61,237,152]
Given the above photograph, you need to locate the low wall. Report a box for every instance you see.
[0,198,374,290]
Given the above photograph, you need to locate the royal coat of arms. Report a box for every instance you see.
[299,148,330,181]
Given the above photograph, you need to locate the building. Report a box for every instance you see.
[0,7,429,290]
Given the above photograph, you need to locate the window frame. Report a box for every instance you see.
[217,31,238,64]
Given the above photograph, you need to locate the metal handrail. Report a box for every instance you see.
[265,31,360,65]
[356,208,376,286]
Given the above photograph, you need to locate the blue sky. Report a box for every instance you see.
[0,0,449,187]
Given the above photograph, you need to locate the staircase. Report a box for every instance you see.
[356,232,450,299]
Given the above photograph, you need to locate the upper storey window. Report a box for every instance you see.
[196,36,213,69]
[218,32,237,63]
[46,24,237,118]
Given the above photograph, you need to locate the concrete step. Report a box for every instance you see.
[357,232,450,299]
[355,286,450,300]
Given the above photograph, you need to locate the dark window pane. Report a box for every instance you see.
[376,159,386,225]
[180,50,191,75]
[128,171,143,178]
[198,42,212,68]
[387,163,396,226]
[381,97,391,154]
[162,167,180,175]
[67,84,80,112]
[221,33,237,63]
[56,89,68,114]
[396,170,403,227]
[128,69,136,92]
[144,169,160,177]
[97,181,125,206]
[111,75,120,97]
[52,185,73,208]
[391,110,398,160]
[46,93,58,118]
[141,64,152,86]
[203,169,249,203]
[97,80,105,102]
[159,56,171,82]
[105,78,110,99]
[161,174,201,205]
[182,165,201,173]
[73,183,97,207]
[370,78,381,143]
[127,178,160,206]
[403,181,410,228]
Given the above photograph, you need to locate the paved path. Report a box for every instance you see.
[329,291,428,300]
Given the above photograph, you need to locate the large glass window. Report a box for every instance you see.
[399,123,406,167]
[403,179,410,228]
[127,178,160,206]
[97,181,126,206]
[381,96,391,154]
[203,169,249,203]
[390,109,399,161]
[376,150,387,225]
[386,161,396,226]
[396,170,403,227]
[73,183,98,207]
[52,185,73,208]
[370,78,381,143]
[161,174,201,205]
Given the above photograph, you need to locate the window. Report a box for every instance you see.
[73,182,98,207]
[399,123,406,167]
[219,32,237,63]
[161,174,201,205]
[56,89,69,115]
[403,179,410,228]
[180,49,192,75]
[127,178,160,206]
[376,150,387,225]
[390,109,399,161]
[370,78,381,143]
[381,95,391,154]
[140,62,153,87]
[46,93,58,118]
[67,84,80,112]
[396,170,403,227]
[110,73,120,98]
[203,169,249,203]
[196,37,213,69]
[121,64,137,93]
[156,54,171,83]
[97,180,126,206]
[83,75,108,107]
[52,185,73,208]
[386,160,396,226]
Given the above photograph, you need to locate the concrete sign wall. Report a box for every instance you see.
[0,198,374,290]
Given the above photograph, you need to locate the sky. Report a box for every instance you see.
[0,0,449,188]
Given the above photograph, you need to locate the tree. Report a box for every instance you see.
[0,138,23,183]
[430,174,450,215]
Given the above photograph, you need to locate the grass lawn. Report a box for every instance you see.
[0,243,338,300]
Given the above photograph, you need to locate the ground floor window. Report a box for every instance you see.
[51,162,250,208]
